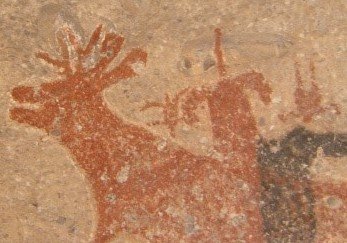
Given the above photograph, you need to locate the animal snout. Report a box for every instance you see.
[11,86,39,103]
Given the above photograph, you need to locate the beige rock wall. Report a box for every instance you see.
[0,0,346,242]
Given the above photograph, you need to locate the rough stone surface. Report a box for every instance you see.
[0,0,346,242]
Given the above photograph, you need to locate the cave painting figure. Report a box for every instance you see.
[142,28,273,163]
[140,88,189,137]
[10,25,272,242]
[279,60,340,123]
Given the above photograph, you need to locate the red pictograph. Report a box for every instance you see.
[279,60,340,123]
[10,25,272,242]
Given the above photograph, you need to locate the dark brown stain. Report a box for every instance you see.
[279,60,341,123]
[258,127,347,242]
[10,25,273,242]
[272,58,344,241]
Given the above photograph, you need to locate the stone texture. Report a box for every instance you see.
[0,0,346,242]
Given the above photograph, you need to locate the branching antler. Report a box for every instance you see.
[35,24,147,89]
[36,27,75,76]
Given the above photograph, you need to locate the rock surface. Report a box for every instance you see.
[0,0,346,242]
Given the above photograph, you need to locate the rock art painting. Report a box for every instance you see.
[10,24,272,242]
[263,58,345,242]
[8,23,346,243]
[279,60,341,123]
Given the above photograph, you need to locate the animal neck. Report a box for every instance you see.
[57,93,158,171]
[212,29,258,154]
[208,79,258,157]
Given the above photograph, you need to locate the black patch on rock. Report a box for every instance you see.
[258,126,347,242]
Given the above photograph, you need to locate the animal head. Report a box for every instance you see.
[250,72,272,105]
[10,24,147,132]
[215,28,272,105]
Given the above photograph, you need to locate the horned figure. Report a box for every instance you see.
[10,25,271,242]
[142,28,273,163]
[263,60,344,241]
[11,25,147,132]
[279,60,340,123]
[180,28,273,178]
[139,28,274,240]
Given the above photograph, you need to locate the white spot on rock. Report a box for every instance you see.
[157,140,167,151]
[192,185,204,202]
[199,137,208,144]
[116,164,130,183]
[272,96,282,104]
[100,171,110,182]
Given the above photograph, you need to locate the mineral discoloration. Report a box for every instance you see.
[313,181,347,241]
[258,127,347,242]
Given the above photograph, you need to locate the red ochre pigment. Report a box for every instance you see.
[279,60,340,123]
[10,25,272,242]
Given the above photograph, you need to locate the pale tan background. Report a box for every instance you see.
[0,0,346,242]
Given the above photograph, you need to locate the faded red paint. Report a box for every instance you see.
[10,25,272,242]
[279,60,340,123]
[276,60,344,241]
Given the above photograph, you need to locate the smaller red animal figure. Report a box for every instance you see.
[140,88,188,137]
[279,60,340,123]
[140,28,273,242]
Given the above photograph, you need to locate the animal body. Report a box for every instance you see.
[10,25,272,242]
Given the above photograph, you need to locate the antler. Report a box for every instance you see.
[36,27,75,77]
[214,28,227,77]
[100,48,147,82]
[35,24,147,87]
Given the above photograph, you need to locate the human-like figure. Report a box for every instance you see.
[279,60,340,123]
